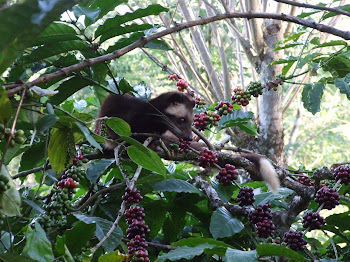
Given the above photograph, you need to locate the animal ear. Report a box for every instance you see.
[168,92,185,104]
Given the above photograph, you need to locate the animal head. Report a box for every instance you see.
[151,92,195,140]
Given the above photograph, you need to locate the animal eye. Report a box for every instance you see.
[178,117,186,123]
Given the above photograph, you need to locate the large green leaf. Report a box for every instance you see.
[219,110,258,136]
[256,243,307,261]
[22,223,54,262]
[48,76,95,105]
[301,82,326,115]
[19,141,46,172]
[210,207,244,239]
[158,244,215,262]
[0,86,12,124]
[88,0,127,20]
[95,4,168,37]
[334,73,350,100]
[76,122,103,152]
[211,179,234,203]
[325,212,350,232]
[154,178,202,195]
[323,51,350,78]
[32,22,79,45]
[0,0,76,74]
[74,214,123,252]
[86,159,115,183]
[72,5,100,26]
[48,128,75,173]
[23,40,90,64]
[224,249,258,262]
[106,117,131,137]
[100,23,154,43]
[127,145,166,175]
[0,253,37,262]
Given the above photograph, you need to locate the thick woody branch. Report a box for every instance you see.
[7,11,350,96]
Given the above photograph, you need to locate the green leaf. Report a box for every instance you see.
[219,112,258,136]
[211,179,234,203]
[100,23,154,43]
[154,178,202,194]
[325,212,350,232]
[72,5,100,26]
[62,221,96,255]
[74,214,123,252]
[0,165,21,216]
[106,117,132,137]
[297,53,323,69]
[19,141,46,172]
[323,51,350,77]
[158,244,215,262]
[32,22,79,45]
[210,207,244,239]
[257,243,307,262]
[36,114,58,133]
[23,40,90,64]
[144,39,172,51]
[0,0,76,74]
[322,5,350,20]
[311,40,347,49]
[86,159,115,183]
[0,86,13,124]
[76,122,103,152]
[48,128,75,173]
[173,237,232,249]
[118,78,135,93]
[22,223,54,262]
[48,76,95,105]
[98,250,128,262]
[334,73,350,99]
[95,4,168,37]
[0,253,37,262]
[301,82,326,115]
[88,0,127,20]
[224,249,258,262]
[127,145,166,175]
[273,42,303,51]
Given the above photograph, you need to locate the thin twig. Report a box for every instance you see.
[191,127,214,151]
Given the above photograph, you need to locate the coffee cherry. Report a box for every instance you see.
[122,188,143,204]
[315,186,340,210]
[249,202,272,224]
[302,211,325,230]
[193,113,208,130]
[195,97,206,107]
[231,86,251,106]
[216,164,238,186]
[334,166,350,185]
[298,175,314,186]
[283,231,307,251]
[198,149,218,168]
[178,138,191,153]
[206,111,220,126]
[247,81,264,97]
[215,101,234,116]
[256,220,275,238]
[125,206,146,225]
[237,186,255,206]
[176,79,189,92]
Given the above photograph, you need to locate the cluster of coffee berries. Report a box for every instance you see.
[123,188,143,204]
[39,188,74,230]
[216,164,238,186]
[256,220,275,238]
[195,97,206,108]
[215,101,234,116]
[249,202,275,238]
[315,185,340,210]
[62,166,85,182]
[302,211,325,230]
[247,81,264,97]
[80,144,97,155]
[0,173,10,194]
[248,202,272,224]
[283,231,307,251]
[333,166,350,185]
[198,149,218,168]
[298,175,314,187]
[178,138,191,154]
[125,206,150,262]
[176,79,189,92]
[168,74,181,81]
[231,87,251,107]
[193,113,208,130]
[57,177,78,189]
[0,124,26,146]
[237,186,255,206]
[206,111,221,126]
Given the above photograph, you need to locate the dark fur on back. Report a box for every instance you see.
[97,92,195,147]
